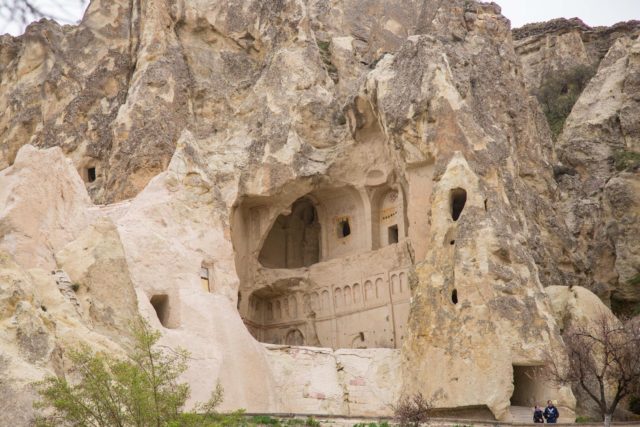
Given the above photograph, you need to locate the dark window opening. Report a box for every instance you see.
[338,219,351,238]
[450,240,455,245]
[388,225,399,244]
[237,291,242,310]
[484,199,488,211]
[451,289,458,304]
[450,188,467,221]
[87,167,96,183]
[150,295,172,328]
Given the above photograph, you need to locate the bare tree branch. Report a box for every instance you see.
[544,311,640,427]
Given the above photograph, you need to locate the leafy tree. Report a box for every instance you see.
[34,318,225,427]
[544,313,640,427]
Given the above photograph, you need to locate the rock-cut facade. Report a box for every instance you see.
[1,0,638,424]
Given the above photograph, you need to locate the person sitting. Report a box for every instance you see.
[533,405,545,423]
[544,400,560,424]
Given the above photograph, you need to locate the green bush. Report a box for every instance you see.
[34,318,226,427]
[613,150,640,171]
[251,415,280,424]
[534,65,596,138]
[575,415,597,423]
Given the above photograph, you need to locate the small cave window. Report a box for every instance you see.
[451,289,458,305]
[87,167,96,183]
[388,225,399,244]
[450,188,467,221]
[150,295,173,328]
[337,218,351,238]
[200,266,210,292]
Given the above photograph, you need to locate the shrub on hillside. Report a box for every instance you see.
[33,318,226,427]
[393,392,432,427]
[534,64,596,138]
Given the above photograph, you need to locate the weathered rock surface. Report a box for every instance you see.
[265,345,401,415]
[2,0,637,424]
[552,36,640,314]
[513,17,640,316]
[514,18,640,90]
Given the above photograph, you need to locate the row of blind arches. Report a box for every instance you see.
[249,272,409,323]
[312,272,408,313]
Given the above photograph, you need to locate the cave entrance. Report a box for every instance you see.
[511,365,545,407]
[258,198,320,268]
[150,295,175,329]
[450,188,467,221]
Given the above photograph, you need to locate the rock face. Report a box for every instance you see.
[514,18,640,90]
[554,36,640,314]
[1,0,637,424]
[514,19,640,315]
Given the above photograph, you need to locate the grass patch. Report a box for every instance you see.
[316,40,338,82]
[575,415,597,423]
[247,416,320,426]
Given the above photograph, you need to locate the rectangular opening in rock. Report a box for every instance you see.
[337,218,351,238]
[388,224,399,244]
[87,167,96,183]
[150,294,173,328]
[200,266,210,292]
[511,365,545,407]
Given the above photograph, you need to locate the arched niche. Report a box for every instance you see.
[371,186,405,249]
[285,329,305,346]
[258,197,320,268]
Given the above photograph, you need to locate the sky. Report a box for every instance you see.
[0,0,638,35]
[491,0,639,28]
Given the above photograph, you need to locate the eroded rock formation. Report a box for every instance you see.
[514,18,640,315]
[1,0,637,425]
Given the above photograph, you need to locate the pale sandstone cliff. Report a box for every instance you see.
[514,20,640,315]
[514,18,640,90]
[0,0,636,425]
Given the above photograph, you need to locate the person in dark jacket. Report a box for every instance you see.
[533,405,545,423]
[544,400,560,423]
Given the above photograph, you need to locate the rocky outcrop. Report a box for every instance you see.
[5,0,638,424]
[552,36,640,314]
[512,17,640,315]
[513,18,640,90]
